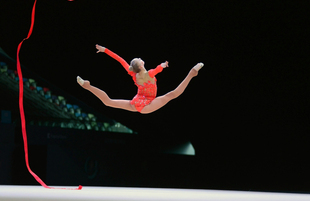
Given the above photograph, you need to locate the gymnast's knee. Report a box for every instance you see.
[167,90,178,100]
[102,99,114,107]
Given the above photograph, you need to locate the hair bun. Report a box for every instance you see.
[129,66,133,71]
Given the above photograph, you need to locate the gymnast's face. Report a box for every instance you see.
[130,58,145,73]
[137,58,145,68]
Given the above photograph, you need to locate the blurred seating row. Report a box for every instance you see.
[0,61,133,133]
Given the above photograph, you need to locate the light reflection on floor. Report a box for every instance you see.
[0,185,309,201]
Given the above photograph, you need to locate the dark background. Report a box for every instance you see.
[0,0,309,192]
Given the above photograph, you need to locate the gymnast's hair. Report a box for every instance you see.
[129,58,141,73]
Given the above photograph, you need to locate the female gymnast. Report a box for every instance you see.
[77,44,204,114]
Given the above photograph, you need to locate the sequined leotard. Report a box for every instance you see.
[104,48,163,112]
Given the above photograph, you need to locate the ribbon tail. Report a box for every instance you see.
[16,0,82,190]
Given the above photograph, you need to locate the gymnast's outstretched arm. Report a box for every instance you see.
[95,44,133,75]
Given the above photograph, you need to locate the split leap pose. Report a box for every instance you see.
[77,44,204,114]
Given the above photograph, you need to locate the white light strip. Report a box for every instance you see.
[0,185,309,201]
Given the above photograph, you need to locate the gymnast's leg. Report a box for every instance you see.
[140,63,204,114]
[77,76,137,112]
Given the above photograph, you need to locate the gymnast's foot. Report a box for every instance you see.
[77,76,90,89]
[193,62,204,71]
[191,62,204,77]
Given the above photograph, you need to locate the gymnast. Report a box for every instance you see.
[77,44,204,114]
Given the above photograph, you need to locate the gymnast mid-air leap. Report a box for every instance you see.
[77,44,204,114]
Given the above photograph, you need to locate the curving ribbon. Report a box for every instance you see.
[16,0,82,190]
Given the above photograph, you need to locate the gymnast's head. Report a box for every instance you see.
[129,58,145,73]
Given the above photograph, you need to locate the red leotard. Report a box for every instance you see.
[104,48,163,112]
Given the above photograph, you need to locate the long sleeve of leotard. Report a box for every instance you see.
[148,65,163,78]
[104,48,133,75]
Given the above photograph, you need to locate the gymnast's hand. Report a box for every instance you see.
[96,44,106,53]
[161,61,169,68]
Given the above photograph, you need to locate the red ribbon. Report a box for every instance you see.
[16,0,82,190]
